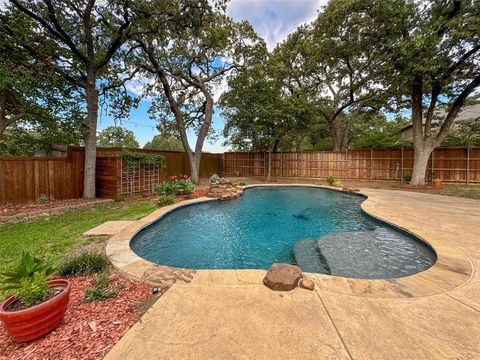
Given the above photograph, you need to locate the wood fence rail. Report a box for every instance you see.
[0,147,222,205]
[1,146,478,205]
[222,148,480,184]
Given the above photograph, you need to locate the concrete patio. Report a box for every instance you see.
[105,188,480,359]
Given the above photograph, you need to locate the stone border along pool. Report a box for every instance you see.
[106,184,473,298]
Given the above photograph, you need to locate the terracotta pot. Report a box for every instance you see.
[433,179,442,189]
[0,279,71,343]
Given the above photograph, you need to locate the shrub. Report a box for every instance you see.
[156,181,181,196]
[16,272,49,307]
[326,176,335,185]
[0,251,55,291]
[403,171,412,183]
[177,178,195,195]
[333,180,343,188]
[157,194,177,207]
[210,173,219,182]
[156,175,195,196]
[39,194,50,204]
[58,252,109,277]
[83,272,124,303]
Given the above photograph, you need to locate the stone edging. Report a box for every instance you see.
[106,184,473,298]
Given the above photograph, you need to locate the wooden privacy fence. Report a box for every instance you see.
[0,147,222,205]
[95,148,221,198]
[223,147,480,184]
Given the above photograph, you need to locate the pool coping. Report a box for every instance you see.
[106,184,474,298]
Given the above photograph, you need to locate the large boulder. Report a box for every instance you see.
[263,263,302,291]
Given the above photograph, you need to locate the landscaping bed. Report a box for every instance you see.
[0,270,166,360]
[0,199,114,223]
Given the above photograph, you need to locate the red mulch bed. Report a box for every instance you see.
[0,199,101,218]
[0,271,166,360]
[391,183,438,190]
[177,188,209,201]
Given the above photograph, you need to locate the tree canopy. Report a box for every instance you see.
[143,134,184,151]
[97,126,139,148]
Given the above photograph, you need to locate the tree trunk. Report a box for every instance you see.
[330,116,346,151]
[82,84,99,199]
[410,143,432,185]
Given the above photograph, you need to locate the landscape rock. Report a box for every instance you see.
[263,263,302,291]
[299,277,315,290]
[207,177,244,200]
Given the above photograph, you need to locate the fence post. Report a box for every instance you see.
[233,152,236,177]
[401,148,404,183]
[370,148,373,181]
[222,153,225,176]
[466,147,470,186]
[431,148,435,182]
[280,152,283,177]
[345,150,348,181]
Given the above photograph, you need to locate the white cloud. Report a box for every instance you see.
[227,0,327,50]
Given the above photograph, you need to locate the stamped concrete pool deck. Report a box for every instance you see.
[105,188,480,359]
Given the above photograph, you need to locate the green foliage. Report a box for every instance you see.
[0,251,55,291]
[156,176,195,196]
[39,194,50,204]
[16,272,49,307]
[326,176,335,185]
[178,179,194,195]
[210,173,220,182]
[121,150,165,172]
[58,252,109,277]
[83,272,123,303]
[157,195,177,207]
[333,180,343,188]
[144,134,184,151]
[0,201,156,299]
[156,181,181,197]
[349,114,411,149]
[441,119,480,147]
[403,172,412,183]
[98,126,140,148]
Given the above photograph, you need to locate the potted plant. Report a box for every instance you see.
[433,178,442,188]
[0,252,71,343]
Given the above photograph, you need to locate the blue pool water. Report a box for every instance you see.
[131,187,436,279]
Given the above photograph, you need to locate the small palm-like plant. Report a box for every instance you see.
[0,252,56,291]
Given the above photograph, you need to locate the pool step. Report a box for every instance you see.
[293,239,331,274]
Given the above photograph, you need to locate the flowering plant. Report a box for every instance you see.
[157,174,194,196]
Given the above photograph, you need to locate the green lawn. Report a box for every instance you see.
[0,201,156,273]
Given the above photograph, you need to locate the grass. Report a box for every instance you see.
[0,201,156,275]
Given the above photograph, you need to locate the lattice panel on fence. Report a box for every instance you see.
[120,161,162,196]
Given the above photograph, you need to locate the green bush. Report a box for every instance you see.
[156,175,195,196]
[334,180,343,188]
[178,179,195,195]
[58,252,109,277]
[156,180,181,196]
[16,272,49,307]
[403,171,412,183]
[157,194,177,207]
[0,251,56,291]
[39,194,50,204]
[210,173,219,182]
[83,272,124,303]
[326,176,335,185]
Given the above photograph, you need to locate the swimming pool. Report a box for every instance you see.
[130,186,436,279]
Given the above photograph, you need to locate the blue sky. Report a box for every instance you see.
[99,0,326,152]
